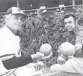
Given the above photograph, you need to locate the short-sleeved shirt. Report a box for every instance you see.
[74,25,83,57]
[75,26,83,44]
[0,26,20,56]
[0,26,20,75]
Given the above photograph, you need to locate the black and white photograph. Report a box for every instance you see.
[0,0,83,76]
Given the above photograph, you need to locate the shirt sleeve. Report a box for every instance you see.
[2,54,33,69]
[0,59,8,75]
[75,26,83,44]
[75,26,83,57]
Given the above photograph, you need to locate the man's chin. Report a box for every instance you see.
[15,30,22,36]
[15,30,25,37]
[67,28,74,31]
[68,29,72,31]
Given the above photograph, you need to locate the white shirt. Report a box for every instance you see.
[0,26,20,56]
[0,26,20,75]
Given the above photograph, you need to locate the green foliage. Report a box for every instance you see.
[0,6,83,65]
[20,9,76,56]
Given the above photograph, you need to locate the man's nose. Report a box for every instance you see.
[66,23,70,27]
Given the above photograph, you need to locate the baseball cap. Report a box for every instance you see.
[6,7,27,18]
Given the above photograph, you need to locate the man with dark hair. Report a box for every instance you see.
[63,14,76,21]
[63,14,77,31]
[50,13,83,74]
[0,7,44,76]
[63,13,83,57]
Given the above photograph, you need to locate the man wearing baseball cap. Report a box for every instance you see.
[0,7,44,76]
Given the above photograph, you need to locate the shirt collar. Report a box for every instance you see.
[73,25,79,33]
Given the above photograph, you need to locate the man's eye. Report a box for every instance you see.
[64,22,67,25]
[15,17,19,19]
[69,21,72,24]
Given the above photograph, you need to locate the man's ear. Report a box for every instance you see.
[4,14,12,23]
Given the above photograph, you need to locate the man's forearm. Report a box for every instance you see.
[2,54,33,69]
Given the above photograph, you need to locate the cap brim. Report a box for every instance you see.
[12,13,28,18]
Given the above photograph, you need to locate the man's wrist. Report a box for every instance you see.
[31,54,37,61]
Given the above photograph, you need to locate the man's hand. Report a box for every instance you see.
[57,56,66,64]
[75,43,82,53]
[31,52,44,61]
[42,52,52,60]
[34,61,44,71]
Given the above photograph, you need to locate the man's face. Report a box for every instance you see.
[64,16,76,31]
[5,14,26,36]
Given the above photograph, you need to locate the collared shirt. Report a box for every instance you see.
[75,25,83,44]
[74,25,83,57]
[0,26,20,56]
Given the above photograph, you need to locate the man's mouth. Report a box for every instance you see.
[66,27,73,31]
